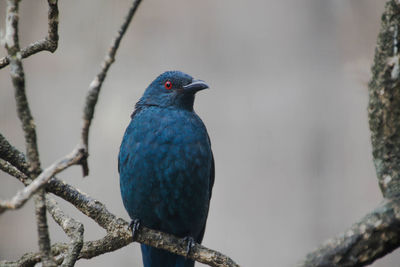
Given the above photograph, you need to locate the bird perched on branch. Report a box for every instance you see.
[119,71,214,267]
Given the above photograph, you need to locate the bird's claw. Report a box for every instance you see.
[183,236,195,258]
[128,219,141,241]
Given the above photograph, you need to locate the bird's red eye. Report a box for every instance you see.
[164,81,172,90]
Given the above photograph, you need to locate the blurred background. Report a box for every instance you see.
[0,0,394,266]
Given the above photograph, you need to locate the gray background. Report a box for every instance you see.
[0,0,395,266]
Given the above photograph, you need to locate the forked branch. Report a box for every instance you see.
[0,0,59,69]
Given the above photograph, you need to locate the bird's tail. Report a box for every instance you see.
[141,244,194,267]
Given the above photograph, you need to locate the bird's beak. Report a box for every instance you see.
[183,79,209,93]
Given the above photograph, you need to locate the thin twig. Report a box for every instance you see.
[0,0,59,69]
[80,0,143,176]
[46,196,84,267]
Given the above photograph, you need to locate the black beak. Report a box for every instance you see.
[183,79,209,93]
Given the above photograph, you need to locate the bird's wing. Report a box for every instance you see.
[207,131,215,200]
[196,149,214,244]
[118,105,142,173]
[209,151,215,200]
[118,146,122,174]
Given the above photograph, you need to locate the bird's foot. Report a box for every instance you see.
[183,236,195,258]
[128,219,141,241]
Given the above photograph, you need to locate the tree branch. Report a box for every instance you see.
[0,134,28,175]
[368,0,400,199]
[0,133,29,174]
[300,1,400,266]
[0,0,59,69]
[0,146,85,214]
[46,196,84,267]
[301,199,400,266]
[33,190,55,267]
[80,0,143,176]
[5,0,40,175]
[48,177,240,267]
[4,0,54,266]
[1,207,240,267]
[0,157,29,184]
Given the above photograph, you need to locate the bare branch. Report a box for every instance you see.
[80,0,143,176]
[0,133,28,175]
[46,196,84,267]
[0,0,59,69]
[5,1,41,175]
[0,158,29,184]
[33,190,55,267]
[4,0,54,265]
[300,199,400,266]
[46,0,59,46]
[0,146,85,214]
[301,1,400,266]
[76,227,238,267]
[369,0,400,199]
[0,252,42,267]
[0,133,29,173]
[1,209,240,267]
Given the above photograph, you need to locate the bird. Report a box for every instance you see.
[118,70,214,267]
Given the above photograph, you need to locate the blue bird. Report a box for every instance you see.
[118,71,214,267]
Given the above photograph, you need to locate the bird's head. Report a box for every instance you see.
[137,71,209,110]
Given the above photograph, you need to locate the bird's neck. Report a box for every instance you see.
[176,93,195,111]
[136,94,195,111]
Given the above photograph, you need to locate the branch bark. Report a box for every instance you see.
[369,0,400,199]
[46,196,84,267]
[80,0,143,176]
[301,199,400,266]
[0,133,29,174]
[300,1,400,266]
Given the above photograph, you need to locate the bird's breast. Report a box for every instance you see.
[119,107,212,236]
